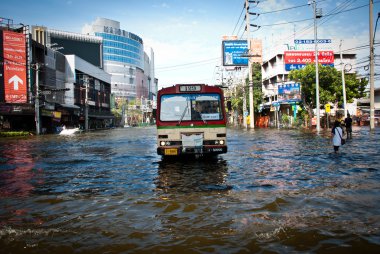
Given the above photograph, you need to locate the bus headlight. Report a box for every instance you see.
[219,140,225,145]
[160,141,171,146]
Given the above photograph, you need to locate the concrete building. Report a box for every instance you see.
[82,18,156,103]
[65,55,113,130]
[31,26,113,132]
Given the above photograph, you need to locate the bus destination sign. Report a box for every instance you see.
[179,85,202,92]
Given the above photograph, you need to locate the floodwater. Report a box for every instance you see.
[0,126,379,253]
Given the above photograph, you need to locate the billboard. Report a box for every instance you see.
[278,82,301,102]
[2,30,27,103]
[222,40,248,66]
[284,51,334,71]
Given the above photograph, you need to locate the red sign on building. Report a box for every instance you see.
[3,30,27,103]
[284,51,334,71]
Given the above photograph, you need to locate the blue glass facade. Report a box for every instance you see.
[96,32,144,69]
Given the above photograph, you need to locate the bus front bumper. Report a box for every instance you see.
[157,146,227,156]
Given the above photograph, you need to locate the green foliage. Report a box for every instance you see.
[282,114,290,125]
[0,131,31,137]
[252,62,264,111]
[288,64,367,128]
[289,64,368,110]
[229,62,263,114]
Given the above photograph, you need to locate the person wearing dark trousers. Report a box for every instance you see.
[344,114,353,139]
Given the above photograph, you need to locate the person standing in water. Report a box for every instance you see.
[332,120,344,153]
[344,113,353,139]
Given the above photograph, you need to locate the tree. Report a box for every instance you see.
[230,62,263,115]
[289,64,367,127]
[251,62,264,112]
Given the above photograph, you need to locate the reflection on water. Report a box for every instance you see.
[0,141,38,198]
[156,157,231,193]
[0,126,379,253]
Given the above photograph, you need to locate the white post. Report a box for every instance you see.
[245,0,254,129]
[313,0,321,132]
[339,40,347,118]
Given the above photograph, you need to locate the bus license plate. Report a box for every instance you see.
[164,148,178,155]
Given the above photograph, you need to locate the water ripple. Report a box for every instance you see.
[0,126,379,252]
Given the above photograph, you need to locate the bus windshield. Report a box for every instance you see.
[160,93,223,122]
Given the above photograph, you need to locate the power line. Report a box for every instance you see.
[259,3,309,15]
[259,1,368,28]
[232,6,245,35]
[261,0,374,58]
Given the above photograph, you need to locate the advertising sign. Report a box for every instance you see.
[294,39,332,44]
[284,51,334,71]
[278,82,301,102]
[2,31,27,103]
[222,40,248,66]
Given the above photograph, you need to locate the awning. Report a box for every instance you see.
[59,104,80,109]
[88,114,115,119]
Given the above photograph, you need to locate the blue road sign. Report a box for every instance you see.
[285,63,334,71]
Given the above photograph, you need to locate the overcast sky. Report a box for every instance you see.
[2,0,380,88]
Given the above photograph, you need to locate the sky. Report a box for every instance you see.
[2,0,380,89]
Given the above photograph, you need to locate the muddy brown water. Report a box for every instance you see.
[1,126,379,253]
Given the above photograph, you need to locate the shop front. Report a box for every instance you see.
[0,104,35,131]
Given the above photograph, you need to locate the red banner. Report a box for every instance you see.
[284,51,334,65]
[3,31,27,103]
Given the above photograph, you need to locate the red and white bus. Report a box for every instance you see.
[156,84,228,157]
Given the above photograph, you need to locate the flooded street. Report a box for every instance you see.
[1,126,380,253]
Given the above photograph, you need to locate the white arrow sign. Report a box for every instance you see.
[9,75,23,90]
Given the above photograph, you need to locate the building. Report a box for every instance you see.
[1,16,156,133]
[65,55,113,130]
[31,26,113,132]
[82,18,156,104]
[0,19,34,131]
[261,40,357,105]
[33,26,103,69]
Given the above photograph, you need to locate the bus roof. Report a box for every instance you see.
[158,84,223,95]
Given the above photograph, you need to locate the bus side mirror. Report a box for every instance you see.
[227,101,232,111]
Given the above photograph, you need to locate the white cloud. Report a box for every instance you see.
[161,2,170,8]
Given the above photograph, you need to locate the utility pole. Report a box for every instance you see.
[245,0,255,128]
[243,84,247,128]
[34,63,41,135]
[369,0,375,130]
[84,76,89,131]
[312,0,321,132]
[339,40,347,119]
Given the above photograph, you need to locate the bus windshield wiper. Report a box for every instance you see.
[177,102,189,126]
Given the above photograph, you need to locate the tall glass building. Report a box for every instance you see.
[82,18,145,100]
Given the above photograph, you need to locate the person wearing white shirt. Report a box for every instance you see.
[332,120,344,153]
